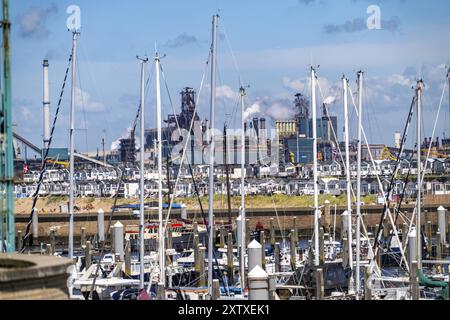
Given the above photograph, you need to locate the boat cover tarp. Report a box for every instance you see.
[418,270,449,300]
[417,270,448,288]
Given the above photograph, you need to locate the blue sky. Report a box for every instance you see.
[11,0,450,154]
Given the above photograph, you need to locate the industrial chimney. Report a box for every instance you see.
[394,132,401,149]
[43,60,51,151]
[253,117,259,137]
[260,118,266,130]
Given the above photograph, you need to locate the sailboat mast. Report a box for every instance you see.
[68,31,78,260]
[138,57,148,290]
[343,76,354,279]
[447,68,450,124]
[43,60,51,152]
[311,67,320,267]
[356,71,363,296]
[155,53,165,285]
[224,124,232,228]
[416,80,423,269]
[240,86,246,291]
[208,14,218,297]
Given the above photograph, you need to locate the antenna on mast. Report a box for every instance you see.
[136,55,149,63]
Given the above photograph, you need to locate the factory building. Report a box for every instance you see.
[308,116,338,147]
[283,137,314,164]
[118,128,136,163]
[145,87,207,163]
[278,94,339,165]
[143,88,274,169]
[275,120,298,139]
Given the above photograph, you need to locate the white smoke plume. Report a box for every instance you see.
[266,101,296,120]
[111,127,134,151]
[243,102,263,121]
[323,96,337,105]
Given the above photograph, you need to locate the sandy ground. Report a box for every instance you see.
[14,194,379,214]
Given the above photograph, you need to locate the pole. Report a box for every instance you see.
[416,80,423,269]
[16,230,22,252]
[114,221,124,261]
[447,68,450,130]
[97,208,105,244]
[155,52,165,286]
[166,147,171,205]
[311,67,320,267]
[260,230,266,270]
[50,228,56,255]
[102,137,106,164]
[319,226,325,265]
[194,234,200,277]
[219,222,225,248]
[227,232,233,285]
[364,265,372,300]
[343,76,354,283]
[68,31,78,260]
[208,14,218,297]
[290,230,296,271]
[333,204,337,243]
[138,56,148,290]
[85,241,92,269]
[1,0,15,252]
[410,261,420,300]
[293,216,298,242]
[426,220,432,255]
[212,279,220,300]
[240,86,246,290]
[43,60,51,152]
[224,125,232,228]
[199,246,206,287]
[356,71,363,296]
[316,268,324,300]
[274,242,280,273]
[32,207,38,244]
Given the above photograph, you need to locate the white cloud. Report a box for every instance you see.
[266,101,296,121]
[216,85,239,101]
[282,75,341,106]
[243,102,263,121]
[387,74,413,87]
[282,77,305,91]
[18,3,58,39]
[75,88,106,113]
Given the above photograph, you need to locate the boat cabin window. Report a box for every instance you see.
[181,251,192,258]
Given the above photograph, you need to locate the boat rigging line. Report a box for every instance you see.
[87,62,155,300]
[372,95,416,263]
[159,49,232,295]
[317,73,386,276]
[398,79,449,259]
[20,53,73,253]
[348,84,410,273]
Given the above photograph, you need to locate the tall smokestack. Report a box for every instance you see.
[253,117,259,137]
[260,118,266,130]
[43,60,51,151]
[394,132,401,149]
